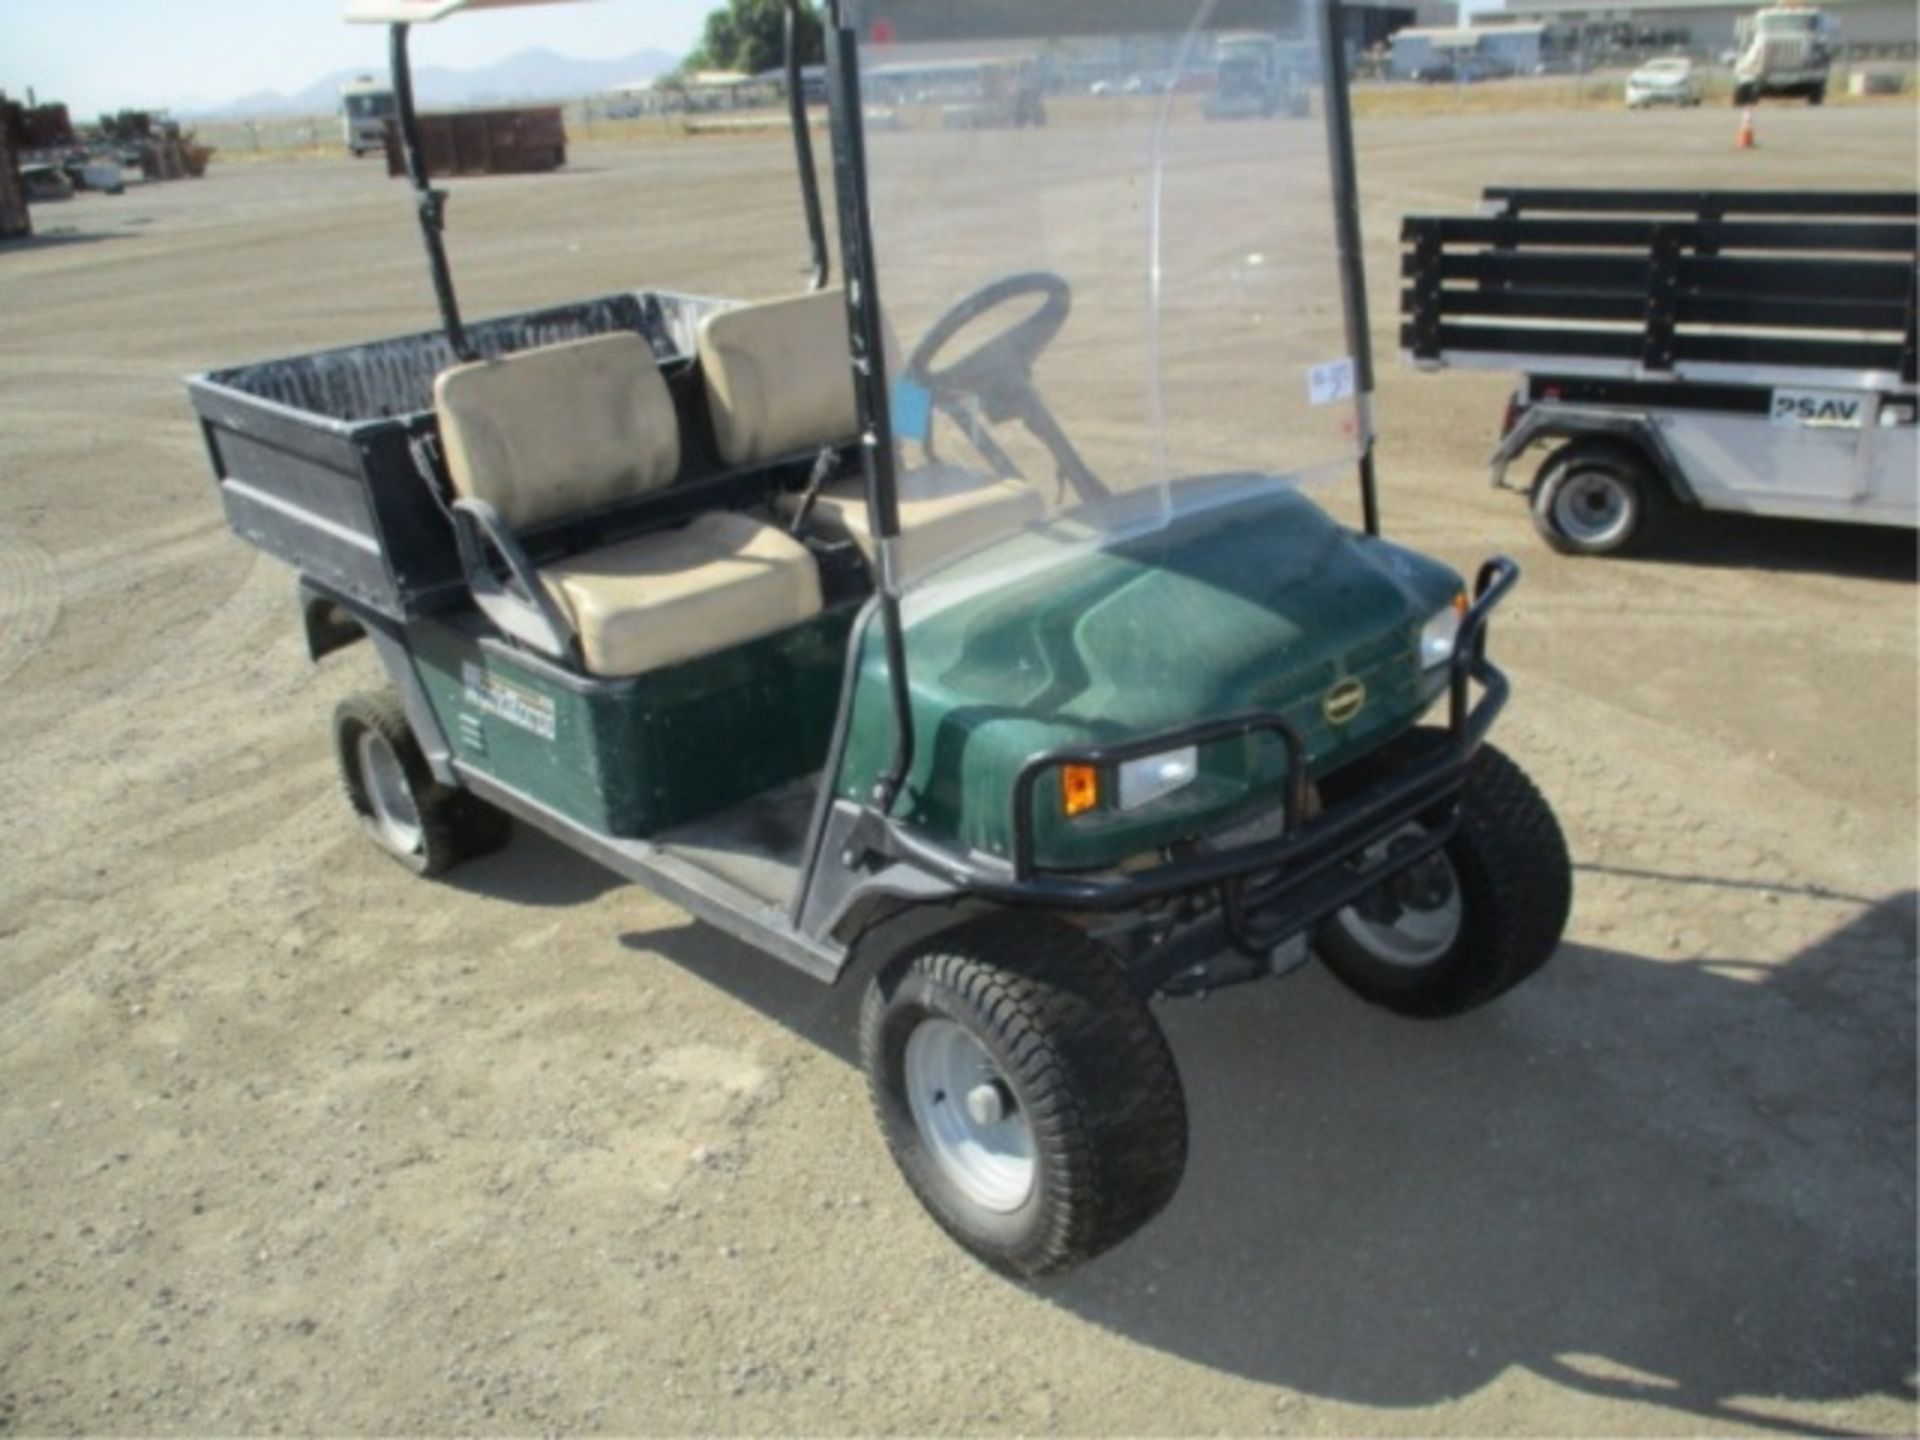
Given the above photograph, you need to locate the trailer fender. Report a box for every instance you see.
[297,578,458,785]
[1490,405,1697,507]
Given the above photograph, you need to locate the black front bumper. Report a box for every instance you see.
[876,557,1519,947]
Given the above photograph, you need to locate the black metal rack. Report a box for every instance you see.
[1402,188,1919,384]
[1479,187,1918,220]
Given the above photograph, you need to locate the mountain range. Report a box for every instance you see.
[192,46,679,117]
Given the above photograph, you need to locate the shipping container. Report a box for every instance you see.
[383,106,566,177]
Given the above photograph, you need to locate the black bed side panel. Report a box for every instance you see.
[191,380,457,620]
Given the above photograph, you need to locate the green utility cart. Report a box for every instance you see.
[186,0,1572,1277]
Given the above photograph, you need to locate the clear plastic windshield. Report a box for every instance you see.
[849,0,1363,590]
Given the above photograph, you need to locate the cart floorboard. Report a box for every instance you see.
[651,774,821,909]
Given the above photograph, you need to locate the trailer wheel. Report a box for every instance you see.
[1530,440,1664,556]
[860,912,1188,1278]
[333,691,509,876]
[1316,737,1570,1018]
[1808,84,1825,105]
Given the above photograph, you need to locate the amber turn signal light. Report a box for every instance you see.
[1059,763,1100,818]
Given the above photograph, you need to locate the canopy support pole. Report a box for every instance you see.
[1320,0,1381,535]
[786,0,830,291]
[390,22,474,363]
[825,2,912,814]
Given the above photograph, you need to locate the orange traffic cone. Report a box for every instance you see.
[1737,107,1757,149]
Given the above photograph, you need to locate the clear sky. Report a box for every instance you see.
[0,0,713,115]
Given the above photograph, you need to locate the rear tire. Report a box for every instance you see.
[333,690,509,876]
[1316,736,1571,1019]
[860,913,1188,1278]
[1530,440,1665,556]
[1808,84,1825,105]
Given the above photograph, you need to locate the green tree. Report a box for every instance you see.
[689,0,822,76]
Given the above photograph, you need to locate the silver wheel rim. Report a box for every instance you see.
[357,730,424,856]
[1330,825,1464,969]
[903,1019,1035,1213]
[1552,470,1634,547]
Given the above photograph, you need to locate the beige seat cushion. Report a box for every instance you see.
[539,511,822,677]
[698,289,859,467]
[435,332,679,531]
[791,465,1046,576]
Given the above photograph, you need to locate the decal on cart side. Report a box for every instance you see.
[1770,388,1868,429]
[461,661,557,740]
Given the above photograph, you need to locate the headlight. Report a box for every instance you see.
[1115,745,1199,811]
[1420,595,1467,669]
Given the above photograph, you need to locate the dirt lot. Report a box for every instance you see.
[1,103,1915,1436]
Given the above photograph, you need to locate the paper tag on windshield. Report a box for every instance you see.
[891,377,933,445]
[1307,357,1356,407]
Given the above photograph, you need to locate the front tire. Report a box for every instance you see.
[1316,738,1571,1018]
[860,913,1188,1278]
[333,690,510,876]
[1530,440,1665,556]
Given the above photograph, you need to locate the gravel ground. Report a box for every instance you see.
[0,103,1914,1435]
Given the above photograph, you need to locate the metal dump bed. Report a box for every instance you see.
[186,290,723,620]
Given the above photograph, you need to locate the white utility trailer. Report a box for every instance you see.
[1401,187,1917,555]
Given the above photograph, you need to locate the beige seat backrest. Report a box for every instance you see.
[697,289,859,468]
[434,331,680,532]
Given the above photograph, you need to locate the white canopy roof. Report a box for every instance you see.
[344,0,582,24]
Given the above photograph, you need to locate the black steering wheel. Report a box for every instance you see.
[901,271,1105,504]
[904,271,1072,407]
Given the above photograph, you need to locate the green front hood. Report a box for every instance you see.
[835,484,1462,870]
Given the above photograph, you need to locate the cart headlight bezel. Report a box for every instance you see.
[1114,745,1200,812]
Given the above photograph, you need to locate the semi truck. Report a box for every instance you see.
[340,74,397,156]
[1204,34,1311,119]
[1732,4,1835,105]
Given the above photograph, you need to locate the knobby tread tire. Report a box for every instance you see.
[860,913,1188,1278]
[332,690,509,876]
[1429,741,1574,1014]
[1318,734,1573,1019]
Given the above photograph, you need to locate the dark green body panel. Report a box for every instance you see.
[835,488,1460,869]
[412,606,855,837]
